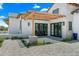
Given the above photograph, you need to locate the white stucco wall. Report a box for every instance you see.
[8,13,21,34]
[34,20,48,23]
[9,17,20,34]
[9,13,33,36]
[22,19,32,36]
[63,4,78,38]
[73,13,79,39]
[48,3,67,15]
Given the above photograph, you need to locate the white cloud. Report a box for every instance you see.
[0,3,3,9]
[0,16,6,19]
[40,8,48,12]
[33,4,40,9]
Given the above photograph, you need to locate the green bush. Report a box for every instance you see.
[37,39,44,45]
[45,42,52,44]
[29,40,38,46]
[62,37,71,42]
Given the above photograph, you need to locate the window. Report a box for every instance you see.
[52,8,59,14]
[28,22,30,26]
[69,22,72,30]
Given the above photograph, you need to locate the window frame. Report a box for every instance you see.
[52,8,59,14]
[69,22,72,30]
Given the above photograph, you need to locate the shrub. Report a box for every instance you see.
[12,37,19,39]
[62,37,71,42]
[29,40,38,46]
[45,42,52,44]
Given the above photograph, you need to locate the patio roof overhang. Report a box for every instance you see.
[17,11,65,20]
[26,12,65,20]
[68,3,79,7]
[5,10,65,25]
[71,8,79,14]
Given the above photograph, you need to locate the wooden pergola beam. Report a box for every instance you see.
[68,3,79,7]
[17,11,65,20]
[26,12,65,20]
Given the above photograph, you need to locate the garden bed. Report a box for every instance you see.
[21,38,52,48]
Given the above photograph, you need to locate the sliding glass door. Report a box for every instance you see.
[50,23,62,37]
[35,23,48,36]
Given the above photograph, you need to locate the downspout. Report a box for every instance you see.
[20,17,22,34]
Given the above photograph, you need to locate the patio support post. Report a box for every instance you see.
[48,21,50,36]
[32,16,35,36]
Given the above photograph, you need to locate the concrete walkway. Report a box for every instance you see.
[0,39,79,56]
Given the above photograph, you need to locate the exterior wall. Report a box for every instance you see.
[21,19,32,36]
[34,20,48,23]
[9,13,33,37]
[48,3,67,15]
[64,4,78,38]
[9,13,21,34]
[9,18,20,34]
[73,13,79,39]
[48,3,78,15]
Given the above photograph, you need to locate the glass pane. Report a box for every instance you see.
[51,24,54,35]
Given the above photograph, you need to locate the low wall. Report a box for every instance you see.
[0,34,29,38]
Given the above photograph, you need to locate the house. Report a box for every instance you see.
[6,10,64,37]
[4,3,79,39]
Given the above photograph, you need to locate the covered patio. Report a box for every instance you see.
[4,10,65,36]
[17,10,65,36]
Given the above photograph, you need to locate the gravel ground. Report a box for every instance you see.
[0,38,79,56]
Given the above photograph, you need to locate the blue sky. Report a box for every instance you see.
[0,3,52,27]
